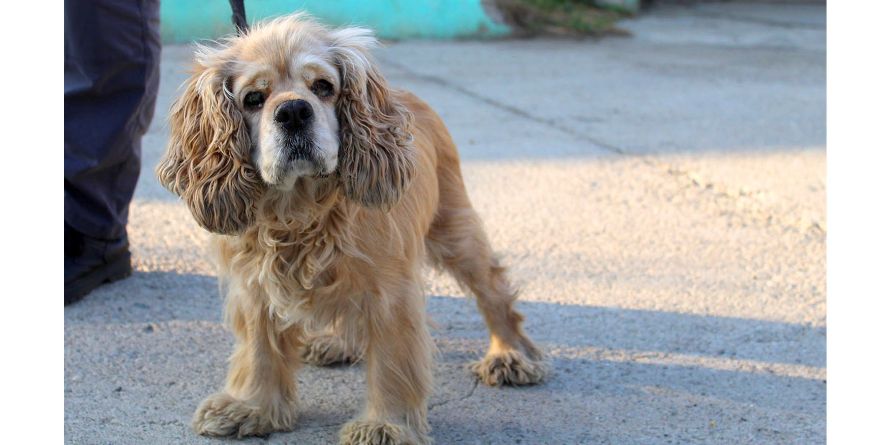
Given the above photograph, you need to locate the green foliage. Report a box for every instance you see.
[498,0,629,36]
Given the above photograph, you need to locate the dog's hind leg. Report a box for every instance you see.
[301,325,363,366]
[426,204,547,387]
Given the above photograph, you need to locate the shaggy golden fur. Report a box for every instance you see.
[157,14,546,445]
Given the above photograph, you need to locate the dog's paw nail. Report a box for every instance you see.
[339,420,427,445]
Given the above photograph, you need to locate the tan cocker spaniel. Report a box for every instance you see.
[157,13,546,445]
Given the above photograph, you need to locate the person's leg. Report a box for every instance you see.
[64,0,161,304]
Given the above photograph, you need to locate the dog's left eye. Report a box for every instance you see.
[311,79,334,99]
[243,91,266,109]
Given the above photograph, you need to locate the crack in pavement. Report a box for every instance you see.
[292,380,481,431]
[379,57,626,156]
[381,56,825,237]
[428,379,479,411]
[687,10,825,31]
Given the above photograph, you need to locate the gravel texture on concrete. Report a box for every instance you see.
[65,3,826,444]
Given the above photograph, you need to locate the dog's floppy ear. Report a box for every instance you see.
[330,28,415,210]
[156,57,265,235]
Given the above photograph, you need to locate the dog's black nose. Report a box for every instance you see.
[274,99,313,132]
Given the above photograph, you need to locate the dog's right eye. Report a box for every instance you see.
[243,92,266,110]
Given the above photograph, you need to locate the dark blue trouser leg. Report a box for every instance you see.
[64,0,161,240]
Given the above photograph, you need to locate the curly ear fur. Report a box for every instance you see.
[331,29,416,209]
[156,64,266,235]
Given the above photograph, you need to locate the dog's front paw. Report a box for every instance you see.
[192,392,296,438]
[470,349,548,386]
[303,335,359,366]
[339,420,428,445]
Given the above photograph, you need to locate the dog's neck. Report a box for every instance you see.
[258,176,341,226]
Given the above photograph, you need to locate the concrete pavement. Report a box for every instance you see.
[65,3,826,444]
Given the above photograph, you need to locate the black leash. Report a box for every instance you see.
[228,0,249,35]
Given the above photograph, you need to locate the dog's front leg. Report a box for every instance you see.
[340,280,433,445]
[193,296,302,438]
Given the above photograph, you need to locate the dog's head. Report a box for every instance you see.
[157,14,415,235]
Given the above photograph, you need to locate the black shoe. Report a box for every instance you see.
[65,224,132,305]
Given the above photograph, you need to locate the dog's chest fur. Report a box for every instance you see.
[213,189,369,328]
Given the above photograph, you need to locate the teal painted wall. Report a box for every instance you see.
[160,0,511,43]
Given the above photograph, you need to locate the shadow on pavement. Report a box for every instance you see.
[65,270,825,443]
